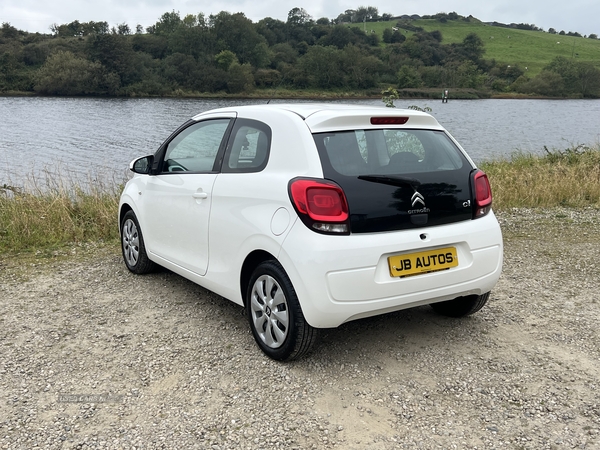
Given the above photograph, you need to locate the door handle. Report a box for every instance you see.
[192,192,208,199]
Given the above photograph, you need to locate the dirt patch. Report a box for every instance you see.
[1,208,599,449]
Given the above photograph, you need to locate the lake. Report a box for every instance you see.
[1,97,599,186]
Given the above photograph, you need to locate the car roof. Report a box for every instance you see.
[193,103,444,133]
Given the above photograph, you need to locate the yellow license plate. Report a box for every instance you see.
[388,247,458,278]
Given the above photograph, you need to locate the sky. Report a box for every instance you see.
[1,0,599,37]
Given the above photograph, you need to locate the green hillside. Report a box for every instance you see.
[2,12,600,98]
[370,18,600,77]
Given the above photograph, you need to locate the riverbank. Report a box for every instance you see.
[1,87,584,100]
[1,145,599,257]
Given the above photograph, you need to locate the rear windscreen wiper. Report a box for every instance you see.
[357,174,421,188]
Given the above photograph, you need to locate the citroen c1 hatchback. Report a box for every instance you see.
[119,104,503,361]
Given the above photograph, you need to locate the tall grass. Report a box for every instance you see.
[481,144,600,209]
[0,170,123,255]
[1,145,599,255]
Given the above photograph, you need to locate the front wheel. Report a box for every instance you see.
[120,210,156,274]
[246,261,317,361]
[430,292,490,317]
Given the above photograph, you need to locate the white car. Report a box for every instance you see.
[119,104,503,360]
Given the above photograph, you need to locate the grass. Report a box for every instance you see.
[367,18,600,77]
[1,144,599,256]
[481,144,600,208]
[0,171,123,257]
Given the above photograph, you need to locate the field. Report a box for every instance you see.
[367,18,600,77]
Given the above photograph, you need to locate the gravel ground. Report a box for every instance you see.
[1,208,599,449]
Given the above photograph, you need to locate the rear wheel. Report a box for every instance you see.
[430,292,490,317]
[120,210,156,274]
[246,261,317,361]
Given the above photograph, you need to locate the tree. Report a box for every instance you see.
[256,17,287,46]
[455,32,485,64]
[210,12,270,67]
[354,6,379,23]
[319,25,360,49]
[1,22,20,39]
[287,7,312,27]
[0,52,27,91]
[151,11,182,35]
[168,24,216,60]
[116,23,131,35]
[390,30,406,44]
[341,44,382,88]
[573,62,600,97]
[214,50,238,71]
[545,56,578,93]
[270,43,298,68]
[402,32,447,66]
[298,45,345,88]
[285,8,315,45]
[515,70,565,96]
[87,33,141,86]
[162,52,199,88]
[397,65,422,88]
[33,50,116,95]
[227,63,254,93]
[382,28,393,44]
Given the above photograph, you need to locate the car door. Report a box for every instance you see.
[141,116,234,276]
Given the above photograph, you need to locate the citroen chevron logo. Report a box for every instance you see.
[411,191,425,208]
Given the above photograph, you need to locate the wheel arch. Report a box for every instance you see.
[119,203,134,231]
[240,250,277,307]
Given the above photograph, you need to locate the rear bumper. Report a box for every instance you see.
[278,212,503,328]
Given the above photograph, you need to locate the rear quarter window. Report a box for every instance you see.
[222,119,271,173]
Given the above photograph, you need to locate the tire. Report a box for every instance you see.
[430,292,490,318]
[246,260,317,361]
[120,210,156,274]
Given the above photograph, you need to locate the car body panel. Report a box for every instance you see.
[276,211,502,328]
[119,103,503,331]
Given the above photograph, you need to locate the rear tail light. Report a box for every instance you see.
[471,169,492,219]
[370,117,409,125]
[288,178,350,234]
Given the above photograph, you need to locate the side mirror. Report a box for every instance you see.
[130,155,154,174]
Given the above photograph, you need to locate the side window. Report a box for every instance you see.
[222,119,271,173]
[163,119,230,173]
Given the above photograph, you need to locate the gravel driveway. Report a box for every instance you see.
[1,208,599,449]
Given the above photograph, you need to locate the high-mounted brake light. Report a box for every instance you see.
[289,178,350,234]
[472,170,492,219]
[370,117,409,125]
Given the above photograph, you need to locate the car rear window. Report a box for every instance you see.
[313,128,474,233]
[313,129,465,177]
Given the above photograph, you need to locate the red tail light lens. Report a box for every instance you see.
[289,178,350,234]
[472,170,492,219]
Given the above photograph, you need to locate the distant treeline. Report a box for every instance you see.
[1,8,599,98]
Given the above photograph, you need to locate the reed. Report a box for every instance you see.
[1,145,599,255]
[0,169,123,255]
[481,144,600,209]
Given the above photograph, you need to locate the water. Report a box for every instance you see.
[1,96,599,186]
